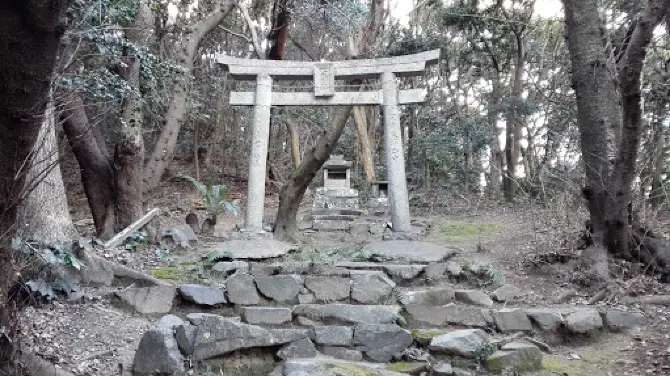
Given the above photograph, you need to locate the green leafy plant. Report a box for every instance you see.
[182,175,240,222]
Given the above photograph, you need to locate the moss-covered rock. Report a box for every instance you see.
[386,361,427,374]
[486,342,542,373]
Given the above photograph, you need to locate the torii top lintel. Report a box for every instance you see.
[215,49,440,81]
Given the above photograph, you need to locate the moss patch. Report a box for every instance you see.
[324,364,378,376]
[386,362,426,373]
[411,329,445,345]
[151,267,183,281]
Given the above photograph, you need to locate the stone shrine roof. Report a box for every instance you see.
[324,155,351,170]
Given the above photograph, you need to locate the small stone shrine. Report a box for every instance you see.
[312,155,362,230]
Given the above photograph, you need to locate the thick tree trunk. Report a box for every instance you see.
[354,106,376,183]
[563,0,670,275]
[19,98,77,243]
[116,54,145,229]
[61,95,117,238]
[274,107,354,241]
[144,2,234,191]
[0,0,70,370]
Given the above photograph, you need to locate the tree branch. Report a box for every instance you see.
[235,0,264,58]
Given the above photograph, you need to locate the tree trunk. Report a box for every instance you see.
[61,95,117,238]
[274,107,354,241]
[354,106,376,182]
[502,36,524,202]
[19,97,77,243]
[0,0,70,370]
[563,0,670,275]
[487,78,503,194]
[144,2,234,191]
[286,118,302,168]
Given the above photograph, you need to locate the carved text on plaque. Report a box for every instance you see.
[314,63,335,97]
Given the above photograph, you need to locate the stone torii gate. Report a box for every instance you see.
[217,49,439,234]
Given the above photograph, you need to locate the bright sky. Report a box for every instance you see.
[390,0,564,23]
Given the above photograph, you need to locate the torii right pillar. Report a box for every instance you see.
[381,71,412,232]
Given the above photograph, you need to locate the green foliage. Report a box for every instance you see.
[181,175,240,219]
[474,341,497,365]
[460,261,505,287]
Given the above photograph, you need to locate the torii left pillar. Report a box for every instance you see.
[244,73,272,232]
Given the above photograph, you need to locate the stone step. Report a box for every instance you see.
[311,209,364,216]
[133,306,646,376]
[312,214,359,221]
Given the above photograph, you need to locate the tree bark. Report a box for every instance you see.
[144,2,235,191]
[0,0,70,370]
[502,34,524,202]
[563,0,670,274]
[19,97,77,243]
[354,106,376,182]
[61,95,117,238]
[286,118,302,168]
[274,107,354,241]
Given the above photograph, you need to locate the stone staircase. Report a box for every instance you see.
[123,258,647,376]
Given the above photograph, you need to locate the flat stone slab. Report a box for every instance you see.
[362,241,460,263]
[282,357,408,376]
[205,239,295,260]
[293,304,401,324]
[242,307,293,325]
[178,284,226,306]
[115,286,176,314]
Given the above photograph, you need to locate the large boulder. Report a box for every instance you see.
[353,324,413,362]
[115,286,176,314]
[491,309,533,333]
[564,309,603,334]
[429,329,490,358]
[192,315,309,360]
[525,309,564,331]
[350,271,395,304]
[133,318,184,374]
[304,276,351,301]
[226,273,260,305]
[178,284,226,306]
[255,275,303,302]
[602,310,645,331]
[362,241,460,263]
[491,284,522,302]
[486,342,542,373]
[293,304,401,325]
